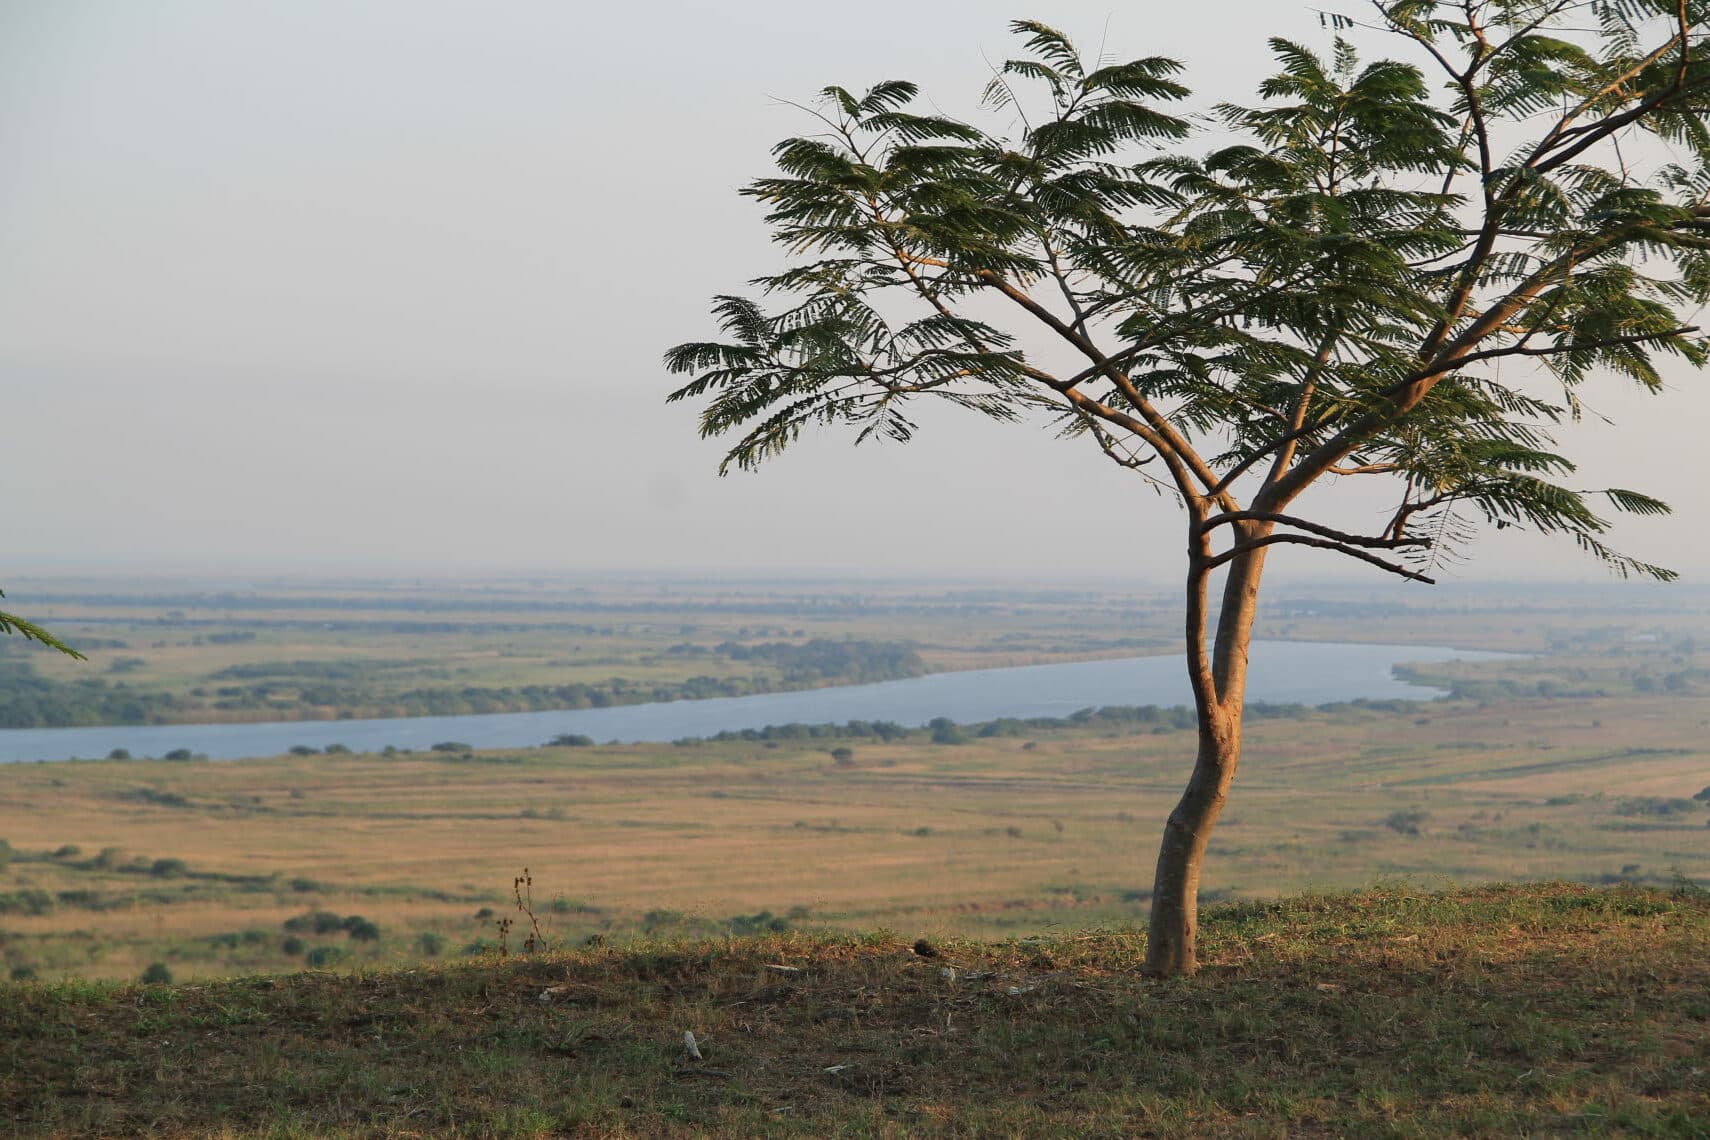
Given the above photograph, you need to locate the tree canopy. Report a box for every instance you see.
[667,0,1710,975]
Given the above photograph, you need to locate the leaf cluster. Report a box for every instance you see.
[667,10,1710,580]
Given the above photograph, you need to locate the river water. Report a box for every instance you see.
[0,640,1509,764]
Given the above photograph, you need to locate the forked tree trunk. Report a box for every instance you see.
[1145,526,1270,977]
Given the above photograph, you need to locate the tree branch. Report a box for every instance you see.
[1204,534,1437,584]
[1201,510,1429,550]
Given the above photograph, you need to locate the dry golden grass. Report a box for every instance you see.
[3,688,1707,982]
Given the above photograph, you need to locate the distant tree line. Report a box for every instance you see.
[669,700,1362,747]
[0,639,927,727]
[0,661,182,728]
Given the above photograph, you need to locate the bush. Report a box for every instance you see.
[344,917,382,942]
[416,931,447,956]
[548,734,595,747]
[282,910,346,935]
[1613,796,1700,817]
[288,745,320,756]
[929,717,967,745]
[726,909,791,935]
[830,747,855,767]
[1385,808,1430,836]
[149,858,189,878]
[163,749,195,761]
[324,744,351,754]
[281,936,305,956]
[106,749,131,761]
[430,741,472,753]
[8,965,37,982]
[304,945,346,968]
[140,962,173,985]
[52,844,81,858]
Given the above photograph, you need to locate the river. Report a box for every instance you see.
[0,640,1509,764]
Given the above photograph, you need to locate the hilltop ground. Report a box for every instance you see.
[5,883,1707,1137]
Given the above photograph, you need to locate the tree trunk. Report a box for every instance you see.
[1144,523,1269,977]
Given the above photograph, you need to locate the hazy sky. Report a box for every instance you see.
[4,1,1707,585]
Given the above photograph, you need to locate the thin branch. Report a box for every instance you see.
[1201,511,1429,550]
[1205,534,1438,583]
[1443,324,1698,371]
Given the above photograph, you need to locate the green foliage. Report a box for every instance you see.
[344,918,382,943]
[304,945,346,968]
[0,659,182,729]
[139,962,172,985]
[669,13,1710,584]
[929,717,968,745]
[1385,807,1431,836]
[0,588,84,659]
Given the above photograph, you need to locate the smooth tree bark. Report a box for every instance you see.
[668,5,1710,976]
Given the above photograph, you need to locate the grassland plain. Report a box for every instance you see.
[2,683,1706,984]
[4,883,1707,1136]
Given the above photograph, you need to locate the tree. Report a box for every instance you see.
[0,589,84,659]
[665,4,1710,976]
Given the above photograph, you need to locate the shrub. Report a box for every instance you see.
[52,844,81,858]
[163,749,195,761]
[149,858,189,878]
[416,931,447,956]
[106,749,131,761]
[304,945,346,968]
[140,962,173,985]
[323,744,351,754]
[282,910,346,935]
[929,717,966,745]
[1614,796,1700,817]
[8,966,37,982]
[830,746,855,767]
[1385,808,1430,837]
[726,909,790,935]
[288,745,319,756]
[430,741,472,753]
[344,917,382,942]
[548,734,595,747]
[281,936,305,956]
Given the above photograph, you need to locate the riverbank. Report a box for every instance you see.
[0,640,1514,764]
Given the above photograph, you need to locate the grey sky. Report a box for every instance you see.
[3,1,1706,585]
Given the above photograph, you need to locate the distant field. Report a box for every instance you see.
[3,574,1708,729]
[2,686,1706,983]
